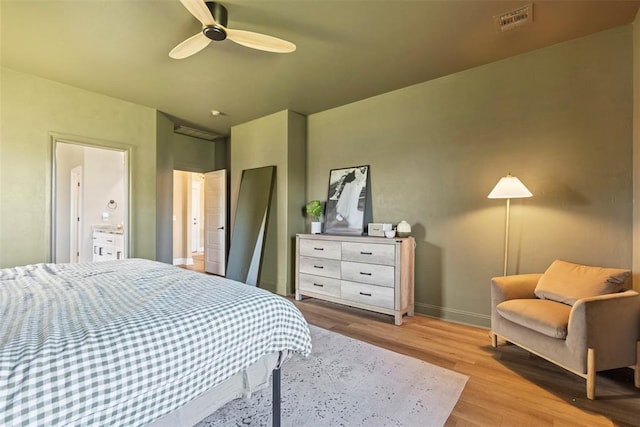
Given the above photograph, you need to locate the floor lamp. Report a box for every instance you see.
[488,173,533,276]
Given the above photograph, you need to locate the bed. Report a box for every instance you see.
[0,258,312,426]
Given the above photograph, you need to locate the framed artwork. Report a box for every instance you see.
[324,165,370,235]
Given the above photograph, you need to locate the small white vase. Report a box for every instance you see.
[396,220,411,237]
[311,222,322,234]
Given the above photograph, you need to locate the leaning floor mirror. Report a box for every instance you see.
[226,166,276,286]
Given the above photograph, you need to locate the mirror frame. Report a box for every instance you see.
[226,165,276,285]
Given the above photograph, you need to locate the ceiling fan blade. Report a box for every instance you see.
[226,29,296,53]
[178,0,215,26]
[169,32,212,59]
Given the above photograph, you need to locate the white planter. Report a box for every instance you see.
[311,222,322,234]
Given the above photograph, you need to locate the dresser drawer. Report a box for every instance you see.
[93,232,123,246]
[341,261,395,287]
[341,281,394,309]
[299,274,341,297]
[342,242,395,266]
[299,239,341,260]
[299,256,341,279]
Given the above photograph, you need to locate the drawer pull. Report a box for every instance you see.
[313,283,324,287]
[360,272,372,276]
[313,265,324,269]
[359,292,372,297]
[360,251,373,255]
[313,247,324,251]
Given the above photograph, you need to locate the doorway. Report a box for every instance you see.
[173,170,226,275]
[52,139,129,263]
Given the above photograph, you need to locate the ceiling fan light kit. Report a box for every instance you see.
[170,0,296,59]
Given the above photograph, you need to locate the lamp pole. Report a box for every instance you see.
[488,173,532,277]
[503,198,510,276]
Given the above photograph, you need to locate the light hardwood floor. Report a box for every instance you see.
[180,253,205,272]
[291,298,640,427]
[179,261,639,426]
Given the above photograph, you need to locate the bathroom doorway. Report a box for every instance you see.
[52,138,129,263]
[173,171,202,267]
[173,170,226,275]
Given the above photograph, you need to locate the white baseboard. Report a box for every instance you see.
[173,258,194,266]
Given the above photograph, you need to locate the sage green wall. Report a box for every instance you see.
[307,26,633,327]
[0,67,157,268]
[286,114,308,288]
[155,112,174,264]
[155,114,226,264]
[230,110,306,295]
[173,133,219,173]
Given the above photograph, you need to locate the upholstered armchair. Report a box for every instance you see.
[490,260,640,399]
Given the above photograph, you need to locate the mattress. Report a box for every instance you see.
[0,259,311,426]
[148,352,280,427]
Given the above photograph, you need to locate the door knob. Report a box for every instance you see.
[217,226,225,230]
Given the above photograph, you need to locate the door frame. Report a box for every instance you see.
[69,166,83,263]
[50,133,132,263]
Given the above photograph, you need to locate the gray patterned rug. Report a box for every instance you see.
[198,325,468,427]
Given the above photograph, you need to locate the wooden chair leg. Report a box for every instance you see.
[490,331,498,348]
[586,348,595,400]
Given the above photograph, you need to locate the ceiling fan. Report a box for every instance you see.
[170,0,296,59]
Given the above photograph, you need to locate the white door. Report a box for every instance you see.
[70,166,82,263]
[191,181,202,253]
[204,170,226,276]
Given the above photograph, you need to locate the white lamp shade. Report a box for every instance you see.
[488,175,533,199]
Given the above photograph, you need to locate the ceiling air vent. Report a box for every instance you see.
[174,125,221,141]
[494,4,533,32]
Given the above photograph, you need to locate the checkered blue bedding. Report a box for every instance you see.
[0,259,311,426]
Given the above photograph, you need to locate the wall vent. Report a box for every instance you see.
[174,125,221,141]
[494,4,533,32]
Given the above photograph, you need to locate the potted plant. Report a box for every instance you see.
[305,200,323,234]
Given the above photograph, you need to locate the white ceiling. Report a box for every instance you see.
[2,0,639,138]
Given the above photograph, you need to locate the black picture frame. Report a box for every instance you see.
[324,165,371,235]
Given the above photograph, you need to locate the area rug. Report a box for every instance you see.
[197,325,469,427]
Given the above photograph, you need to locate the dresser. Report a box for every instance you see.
[295,234,415,325]
[92,230,125,262]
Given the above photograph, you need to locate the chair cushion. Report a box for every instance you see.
[534,259,630,306]
[496,299,571,339]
